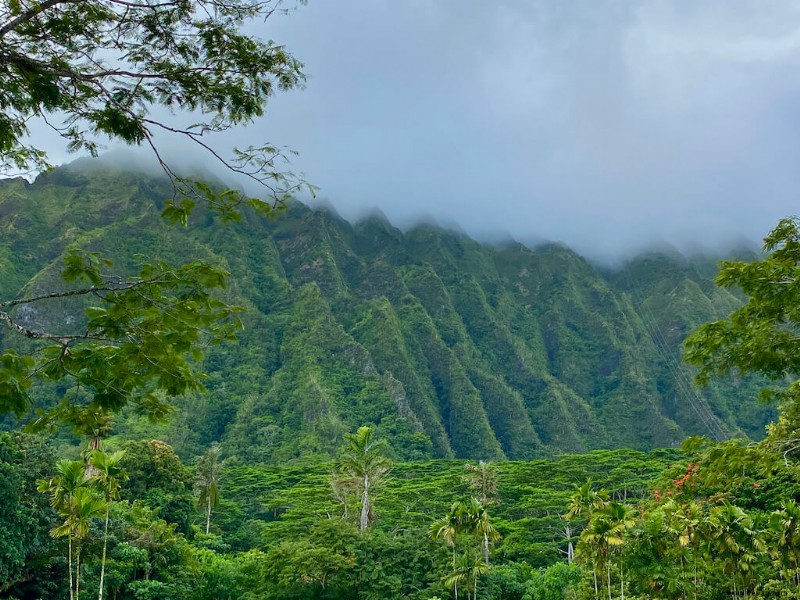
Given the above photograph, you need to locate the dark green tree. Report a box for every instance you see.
[0,433,57,596]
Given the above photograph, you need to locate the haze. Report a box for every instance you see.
[28,1,800,262]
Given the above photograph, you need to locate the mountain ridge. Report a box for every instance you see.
[0,160,773,461]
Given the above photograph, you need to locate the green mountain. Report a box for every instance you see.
[0,160,774,461]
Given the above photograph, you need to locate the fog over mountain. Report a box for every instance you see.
[25,1,800,262]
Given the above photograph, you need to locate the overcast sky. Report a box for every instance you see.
[29,1,800,261]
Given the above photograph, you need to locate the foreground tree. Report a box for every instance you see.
[685,217,800,447]
[1,254,240,432]
[1,1,311,433]
[0,0,310,221]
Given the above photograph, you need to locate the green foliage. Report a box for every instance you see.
[0,433,58,596]
[522,563,582,600]
[0,164,775,459]
[1,251,241,437]
[686,217,800,445]
[0,0,311,215]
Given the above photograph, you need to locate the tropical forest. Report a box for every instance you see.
[2,1,800,600]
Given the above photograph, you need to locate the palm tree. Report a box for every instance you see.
[38,459,88,600]
[444,551,490,600]
[770,500,800,589]
[337,426,392,533]
[704,502,765,600]
[195,443,223,535]
[579,502,634,600]
[566,480,609,522]
[430,501,469,599]
[568,482,610,597]
[89,449,127,600]
[430,501,466,564]
[54,487,106,600]
[663,499,703,600]
[463,497,500,564]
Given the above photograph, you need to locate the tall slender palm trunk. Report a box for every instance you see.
[75,546,81,600]
[205,494,212,534]
[68,533,74,600]
[360,474,370,533]
[98,507,110,600]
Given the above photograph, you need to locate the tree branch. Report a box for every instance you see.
[0,0,82,38]
[0,276,173,309]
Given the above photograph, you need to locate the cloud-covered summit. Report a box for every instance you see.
[30,1,800,261]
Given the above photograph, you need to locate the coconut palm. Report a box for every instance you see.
[337,426,392,533]
[89,449,127,600]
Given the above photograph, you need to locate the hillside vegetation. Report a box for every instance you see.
[0,160,771,460]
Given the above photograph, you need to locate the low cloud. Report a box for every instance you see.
[29,1,800,262]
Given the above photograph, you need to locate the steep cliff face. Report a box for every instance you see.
[0,162,773,461]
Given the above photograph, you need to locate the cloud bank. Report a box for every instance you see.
[28,1,800,261]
